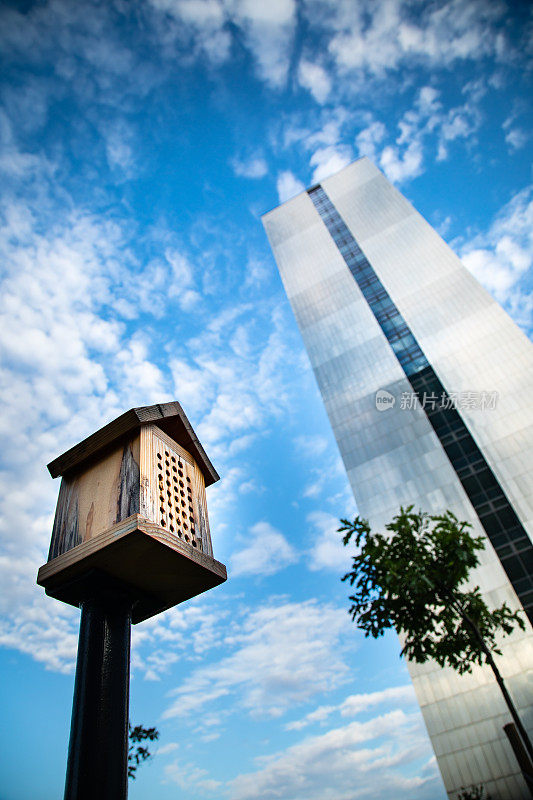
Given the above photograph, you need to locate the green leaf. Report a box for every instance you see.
[340,507,524,673]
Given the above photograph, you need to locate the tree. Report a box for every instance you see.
[340,506,532,764]
[457,786,491,800]
[128,723,159,780]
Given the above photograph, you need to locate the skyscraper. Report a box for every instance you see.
[262,157,533,799]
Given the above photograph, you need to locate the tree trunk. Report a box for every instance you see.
[457,601,533,764]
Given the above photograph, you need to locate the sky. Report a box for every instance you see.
[0,0,531,798]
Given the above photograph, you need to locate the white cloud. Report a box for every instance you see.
[196,337,286,446]
[157,741,179,755]
[0,110,55,178]
[151,0,297,87]
[302,479,324,499]
[106,135,133,172]
[229,0,297,88]
[239,478,265,494]
[115,334,169,404]
[228,709,440,800]
[0,0,160,112]
[305,115,349,149]
[148,0,232,64]
[320,0,509,77]
[276,170,305,202]
[298,59,332,103]
[160,0,225,27]
[296,438,354,511]
[502,108,530,154]
[505,127,528,152]
[293,434,329,459]
[165,756,222,794]
[459,185,533,327]
[379,140,423,183]
[166,248,203,311]
[435,105,479,161]
[170,357,215,413]
[101,120,136,174]
[0,593,79,674]
[279,111,356,187]
[355,120,386,162]
[231,155,269,179]
[142,650,180,682]
[207,464,251,537]
[310,144,352,183]
[162,599,354,721]
[306,510,347,572]
[231,521,298,577]
[131,600,230,681]
[167,302,302,477]
[416,85,441,115]
[286,684,417,730]
[244,255,270,288]
[0,193,221,670]
[356,86,481,183]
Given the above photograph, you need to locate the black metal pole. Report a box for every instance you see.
[64,592,132,800]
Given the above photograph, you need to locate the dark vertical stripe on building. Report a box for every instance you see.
[308,184,533,622]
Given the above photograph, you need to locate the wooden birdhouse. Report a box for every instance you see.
[37,402,227,622]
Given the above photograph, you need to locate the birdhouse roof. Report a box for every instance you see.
[47,402,220,486]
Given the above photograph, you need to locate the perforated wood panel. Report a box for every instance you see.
[140,425,213,556]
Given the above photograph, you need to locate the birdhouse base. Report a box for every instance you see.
[37,514,227,623]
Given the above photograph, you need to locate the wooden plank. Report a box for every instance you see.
[47,435,142,561]
[38,513,226,583]
[47,403,219,487]
[116,439,140,522]
[48,478,80,560]
[37,514,227,623]
[40,515,142,579]
[47,408,140,478]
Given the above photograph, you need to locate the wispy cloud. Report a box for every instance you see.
[230,0,298,88]
[147,0,297,87]
[228,709,439,800]
[286,684,416,730]
[164,755,222,794]
[315,0,512,77]
[231,154,269,179]
[162,599,355,722]
[276,170,305,202]
[306,510,347,572]
[298,59,332,104]
[231,521,298,577]
[310,143,353,183]
[459,185,533,329]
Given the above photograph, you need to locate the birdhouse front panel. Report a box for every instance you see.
[48,433,141,561]
[139,425,213,557]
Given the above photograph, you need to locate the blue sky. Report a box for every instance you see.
[0,1,531,798]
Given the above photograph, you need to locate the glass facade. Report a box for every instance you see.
[262,158,533,800]
[308,184,533,623]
